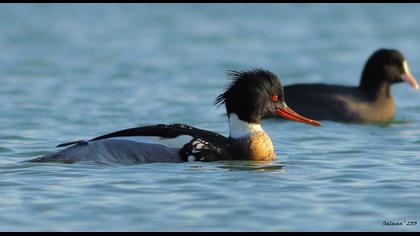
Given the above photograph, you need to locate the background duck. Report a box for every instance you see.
[281,49,418,123]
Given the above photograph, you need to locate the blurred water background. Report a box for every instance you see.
[0,3,420,231]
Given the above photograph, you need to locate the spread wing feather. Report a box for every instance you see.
[56,124,229,148]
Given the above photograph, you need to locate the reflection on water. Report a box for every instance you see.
[215,161,285,172]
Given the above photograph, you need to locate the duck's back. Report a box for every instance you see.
[28,139,183,164]
[26,124,230,164]
[283,83,392,123]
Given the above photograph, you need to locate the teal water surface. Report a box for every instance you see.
[1,3,420,231]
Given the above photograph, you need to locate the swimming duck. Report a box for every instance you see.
[27,69,320,164]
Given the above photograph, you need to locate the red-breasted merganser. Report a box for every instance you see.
[282,49,418,123]
[26,69,321,164]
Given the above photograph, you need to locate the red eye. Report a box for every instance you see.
[272,95,278,102]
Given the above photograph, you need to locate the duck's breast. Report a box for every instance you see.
[232,132,275,161]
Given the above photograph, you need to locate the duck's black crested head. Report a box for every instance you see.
[360,48,418,96]
[215,69,284,123]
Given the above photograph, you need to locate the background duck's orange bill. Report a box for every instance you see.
[276,107,321,127]
[402,74,419,90]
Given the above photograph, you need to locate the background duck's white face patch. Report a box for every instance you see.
[402,60,419,90]
[228,113,263,138]
[108,135,193,149]
[403,60,412,75]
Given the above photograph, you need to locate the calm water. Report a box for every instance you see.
[1,3,420,231]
